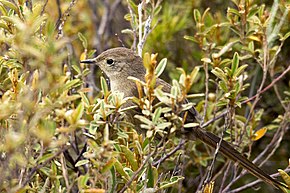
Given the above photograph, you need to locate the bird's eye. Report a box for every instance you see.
[106,59,114,65]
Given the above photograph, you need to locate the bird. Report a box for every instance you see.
[81,47,288,190]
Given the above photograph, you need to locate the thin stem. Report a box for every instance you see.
[152,139,185,166]
[202,61,209,124]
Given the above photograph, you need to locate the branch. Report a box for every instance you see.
[201,64,290,128]
[227,167,290,193]
[56,0,78,39]
[152,139,185,167]
[20,145,70,188]
[119,147,158,193]
[243,64,290,104]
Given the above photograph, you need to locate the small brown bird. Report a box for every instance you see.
[81,47,287,190]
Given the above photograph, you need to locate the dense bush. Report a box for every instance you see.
[0,0,289,192]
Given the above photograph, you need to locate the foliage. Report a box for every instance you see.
[0,0,289,193]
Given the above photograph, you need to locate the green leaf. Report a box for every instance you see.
[0,4,8,15]
[193,9,201,23]
[147,164,154,188]
[135,115,152,126]
[247,6,259,18]
[79,92,90,107]
[184,35,196,42]
[281,31,290,41]
[184,122,199,128]
[114,158,130,180]
[78,174,89,189]
[231,52,239,77]
[38,153,54,163]
[155,58,167,77]
[170,86,178,99]
[156,122,171,130]
[234,64,248,77]
[127,0,138,13]
[143,52,151,69]
[78,32,88,49]
[100,76,109,97]
[278,169,290,188]
[62,79,81,92]
[101,159,117,174]
[214,40,240,58]
[0,21,9,31]
[155,88,170,104]
[121,28,134,34]
[152,107,162,124]
[227,8,241,16]
[109,167,117,193]
[216,100,228,107]
[234,82,241,93]
[190,66,200,83]
[120,145,138,171]
[75,159,89,167]
[0,0,18,12]
[160,176,185,189]
[72,102,84,124]
[211,67,227,81]
[248,41,254,51]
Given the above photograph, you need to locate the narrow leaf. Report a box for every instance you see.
[231,52,239,77]
[211,67,227,81]
[75,160,89,167]
[100,76,109,97]
[155,58,167,77]
[251,127,267,141]
[278,169,290,188]
[120,145,138,171]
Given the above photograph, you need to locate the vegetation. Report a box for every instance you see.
[0,0,289,192]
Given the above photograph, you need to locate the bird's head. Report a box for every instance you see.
[81,47,145,81]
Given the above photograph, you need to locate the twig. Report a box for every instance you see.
[60,153,70,189]
[222,105,290,191]
[226,167,290,193]
[253,104,290,165]
[38,0,49,38]
[152,139,185,166]
[211,160,230,182]
[20,145,70,188]
[201,110,227,129]
[127,1,137,51]
[98,0,110,40]
[201,61,209,124]
[243,32,269,137]
[119,146,158,193]
[40,0,48,15]
[243,64,290,104]
[55,0,62,28]
[204,111,229,185]
[26,0,33,11]
[201,64,290,129]
[56,0,78,39]
[218,162,233,193]
[271,72,287,110]
[137,1,144,56]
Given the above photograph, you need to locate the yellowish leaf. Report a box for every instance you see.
[83,189,105,193]
[278,169,290,188]
[80,51,87,61]
[143,52,151,69]
[247,35,261,42]
[252,127,267,141]
[203,181,214,193]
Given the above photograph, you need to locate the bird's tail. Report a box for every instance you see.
[187,128,288,190]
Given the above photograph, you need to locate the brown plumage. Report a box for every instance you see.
[81,47,287,190]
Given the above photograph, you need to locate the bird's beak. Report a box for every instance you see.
[80,59,95,64]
